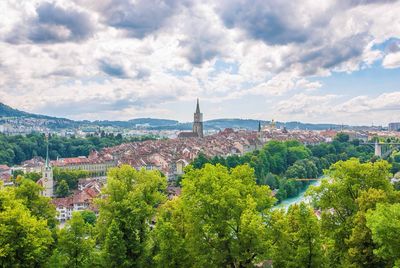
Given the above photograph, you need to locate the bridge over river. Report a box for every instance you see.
[363,141,400,158]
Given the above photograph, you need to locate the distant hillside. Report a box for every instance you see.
[204,119,344,131]
[0,102,349,131]
[93,118,179,128]
[0,103,38,118]
[0,102,70,121]
[0,102,78,129]
[147,118,344,131]
[129,118,179,126]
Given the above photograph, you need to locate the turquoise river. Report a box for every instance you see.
[273,179,321,210]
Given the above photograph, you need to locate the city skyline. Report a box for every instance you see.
[1,1,400,125]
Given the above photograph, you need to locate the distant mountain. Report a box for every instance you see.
[93,118,179,128]
[129,118,179,126]
[203,119,344,131]
[0,102,355,131]
[0,102,39,118]
[148,118,345,131]
[0,102,78,130]
[0,102,70,121]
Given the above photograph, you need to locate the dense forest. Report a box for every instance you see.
[190,133,383,202]
[0,132,158,166]
[1,158,400,267]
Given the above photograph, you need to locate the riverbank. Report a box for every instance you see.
[273,180,321,210]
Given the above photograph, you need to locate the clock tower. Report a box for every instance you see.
[41,136,54,197]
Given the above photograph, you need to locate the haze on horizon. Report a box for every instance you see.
[0,0,400,126]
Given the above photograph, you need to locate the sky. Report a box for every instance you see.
[0,0,400,125]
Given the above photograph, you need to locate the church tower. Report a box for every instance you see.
[193,98,204,138]
[41,136,54,197]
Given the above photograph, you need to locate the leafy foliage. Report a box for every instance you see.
[152,164,275,267]
[51,212,96,268]
[96,165,167,267]
[307,158,399,267]
[0,180,54,267]
[366,203,400,267]
[268,203,325,267]
[55,180,70,197]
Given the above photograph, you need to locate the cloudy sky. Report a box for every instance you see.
[1,0,400,125]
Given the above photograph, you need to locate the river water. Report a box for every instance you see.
[273,180,321,210]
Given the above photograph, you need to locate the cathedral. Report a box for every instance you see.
[178,99,204,138]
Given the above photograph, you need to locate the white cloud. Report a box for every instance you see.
[276,93,338,116]
[275,92,400,125]
[0,0,399,123]
[382,52,400,69]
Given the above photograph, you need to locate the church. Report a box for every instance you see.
[37,138,54,197]
[178,99,204,138]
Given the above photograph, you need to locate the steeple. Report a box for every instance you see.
[196,98,200,114]
[41,133,54,197]
[193,98,204,138]
[45,134,50,168]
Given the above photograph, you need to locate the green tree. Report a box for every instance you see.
[366,203,400,267]
[346,188,398,267]
[56,179,70,198]
[24,171,42,182]
[287,145,311,166]
[334,133,350,143]
[14,178,57,229]
[268,203,325,268]
[0,186,54,267]
[192,152,209,169]
[12,169,24,179]
[96,165,167,267]
[103,220,128,267]
[80,210,96,225]
[53,212,95,268]
[307,158,394,267]
[152,198,191,267]
[157,164,275,267]
[53,168,91,190]
[285,162,307,179]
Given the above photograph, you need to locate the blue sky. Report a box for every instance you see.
[0,0,400,125]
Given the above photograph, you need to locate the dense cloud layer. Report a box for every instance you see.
[0,0,399,124]
[7,2,95,44]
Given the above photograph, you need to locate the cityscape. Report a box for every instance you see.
[1,0,400,267]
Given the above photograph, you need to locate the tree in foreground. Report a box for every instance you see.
[153,164,275,267]
[152,198,191,267]
[96,165,167,267]
[366,203,400,267]
[0,184,54,267]
[14,178,57,229]
[50,212,96,268]
[268,203,325,268]
[307,158,397,267]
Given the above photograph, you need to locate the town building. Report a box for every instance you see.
[389,122,400,131]
[51,150,116,176]
[52,186,100,222]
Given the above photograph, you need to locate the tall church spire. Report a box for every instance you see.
[193,99,204,138]
[41,133,54,197]
[45,134,50,168]
[196,98,200,113]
